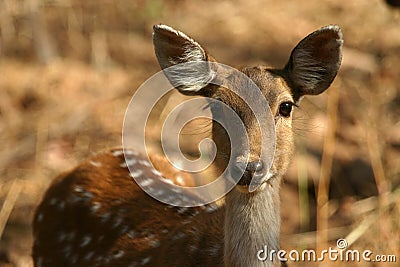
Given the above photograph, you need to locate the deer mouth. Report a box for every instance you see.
[228,159,274,192]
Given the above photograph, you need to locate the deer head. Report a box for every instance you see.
[153,24,343,191]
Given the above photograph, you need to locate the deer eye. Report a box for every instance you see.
[278,102,294,118]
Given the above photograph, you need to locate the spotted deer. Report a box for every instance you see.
[32,24,343,267]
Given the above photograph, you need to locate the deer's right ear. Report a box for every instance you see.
[153,24,215,96]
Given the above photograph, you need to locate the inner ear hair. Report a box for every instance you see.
[285,25,343,99]
[153,24,216,95]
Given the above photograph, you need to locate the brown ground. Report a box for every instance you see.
[0,0,399,266]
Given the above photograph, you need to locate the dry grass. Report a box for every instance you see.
[1,0,399,266]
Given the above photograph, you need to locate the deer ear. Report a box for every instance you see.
[285,25,343,99]
[153,24,215,95]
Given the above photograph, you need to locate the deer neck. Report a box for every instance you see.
[224,178,281,267]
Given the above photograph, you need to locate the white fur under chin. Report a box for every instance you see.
[224,179,281,267]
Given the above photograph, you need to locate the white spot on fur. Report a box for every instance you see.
[151,239,160,248]
[172,199,183,206]
[142,234,160,248]
[49,198,57,205]
[101,212,111,223]
[112,150,124,157]
[113,199,122,205]
[200,205,218,213]
[91,202,101,213]
[191,210,200,217]
[139,178,153,187]
[160,177,174,185]
[112,217,123,228]
[151,169,162,176]
[37,213,44,222]
[98,235,105,242]
[162,196,172,203]
[189,244,197,252]
[104,255,111,264]
[69,194,83,203]
[172,232,186,240]
[113,250,125,258]
[171,187,182,193]
[146,186,155,193]
[124,150,139,156]
[141,256,151,265]
[74,186,84,193]
[70,254,78,264]
[95,255,103,262]
[188,227,199,234]
[129,169,144,178]
[80,235,92,247]
[120,158,137,168]
[127,230,136,238]
[62,245,72,257]
[176,175,184,185]
[139,160,151,167]
[84,251,94,260]
[153,189,165,197]
[207,243,221,256]
[205,205,218,213]
[119,225,130,235]
[58,201,66,210]
[58,232,66,242]
[82,191,94,199]
[90,161,102,167]
[177,207,188,214]
[179,195,190,203]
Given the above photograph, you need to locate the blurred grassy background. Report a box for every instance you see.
[0,0,399,266]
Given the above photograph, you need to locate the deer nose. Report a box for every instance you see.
[233,161,265,186]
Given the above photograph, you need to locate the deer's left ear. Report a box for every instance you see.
[285,25,343,100]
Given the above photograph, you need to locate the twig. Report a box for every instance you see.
[366,87,392,266]
[0,179,23,240]
[316,84,340,265]
[298,141,310,231]
[345,187,400,247]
